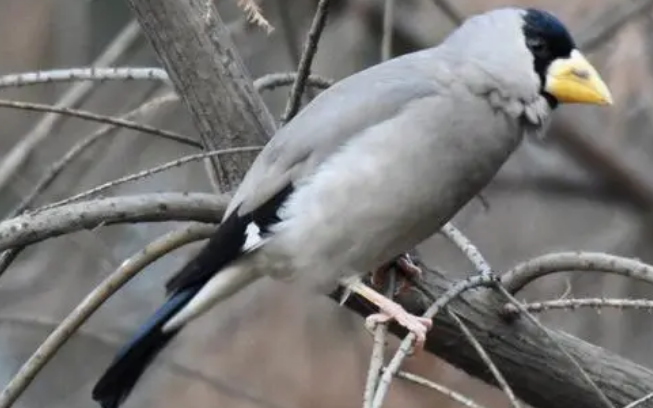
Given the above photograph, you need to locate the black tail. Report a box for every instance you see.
[92,288,198,408]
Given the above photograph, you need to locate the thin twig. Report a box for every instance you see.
[254,72,333,93]
[496,285,616,408]
[502,298,653,317]
[0,67,170,89]
[0,99,200,149]
[0,20,141,194]
[381,0,395,61]
[281,0,331,123]
[0,94,179,281]
[501,252,653,295]
[363,272,396,408]
[9,93,180,217]
[0,193,229,252]
[395,371,489,408]
[624,391,653,408]
[441,223,493,278]
[0,224,216,408]
[36,147,261,212]
[447,310,521,408]
[371,275,494,408]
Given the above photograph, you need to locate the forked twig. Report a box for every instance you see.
[0,224,216,408]
[371,275,493,408]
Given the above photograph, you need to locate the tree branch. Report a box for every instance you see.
[0,193,227,251]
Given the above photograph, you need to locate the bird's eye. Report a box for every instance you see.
[527,37,548,56]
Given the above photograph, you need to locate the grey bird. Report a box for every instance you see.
[92,7,612,408]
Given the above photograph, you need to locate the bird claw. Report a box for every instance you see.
[365,305,433,354]
[370,253,423,295]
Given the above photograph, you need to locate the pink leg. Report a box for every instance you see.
[365,298,432,351]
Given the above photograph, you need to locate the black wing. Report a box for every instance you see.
[165,183,295,294]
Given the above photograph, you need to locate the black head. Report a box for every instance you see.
[522,9,576,107]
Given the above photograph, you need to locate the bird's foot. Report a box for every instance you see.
[365,301,432,352]
[371,253,423,295]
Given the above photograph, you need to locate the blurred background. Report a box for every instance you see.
[0,0,649,407]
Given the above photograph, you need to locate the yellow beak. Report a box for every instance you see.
[544,49,613,106]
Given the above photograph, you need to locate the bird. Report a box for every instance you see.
[92,7,612,408]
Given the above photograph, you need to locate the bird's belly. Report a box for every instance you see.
[263,98,523,293]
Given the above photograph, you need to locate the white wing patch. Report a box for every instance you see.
[242,222,264,252]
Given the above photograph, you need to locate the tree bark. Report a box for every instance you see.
[126,0,276,191]
[125,1,653,407]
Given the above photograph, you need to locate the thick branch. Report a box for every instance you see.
[337,270,653,408]
[126,0,276,190]
[0,193,227,251]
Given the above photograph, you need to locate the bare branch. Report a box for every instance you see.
[624,392,653,408]
[0,193,228,252]
[371,275,494,408]
[254,72,333,93]
[37,147,261,212]
[501,252,653,295]
[441,223,493,278]
[281,0,332,123]
[363,273,396,408]
[503,298,653,316]
[0,67,171,89]
[448,310,522,408]
[0,224,215,408]
[495,285,616,408]
[10,93,180,217]
[0,20,142,194]
[0,99,200,149]
[395,371,489,408]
